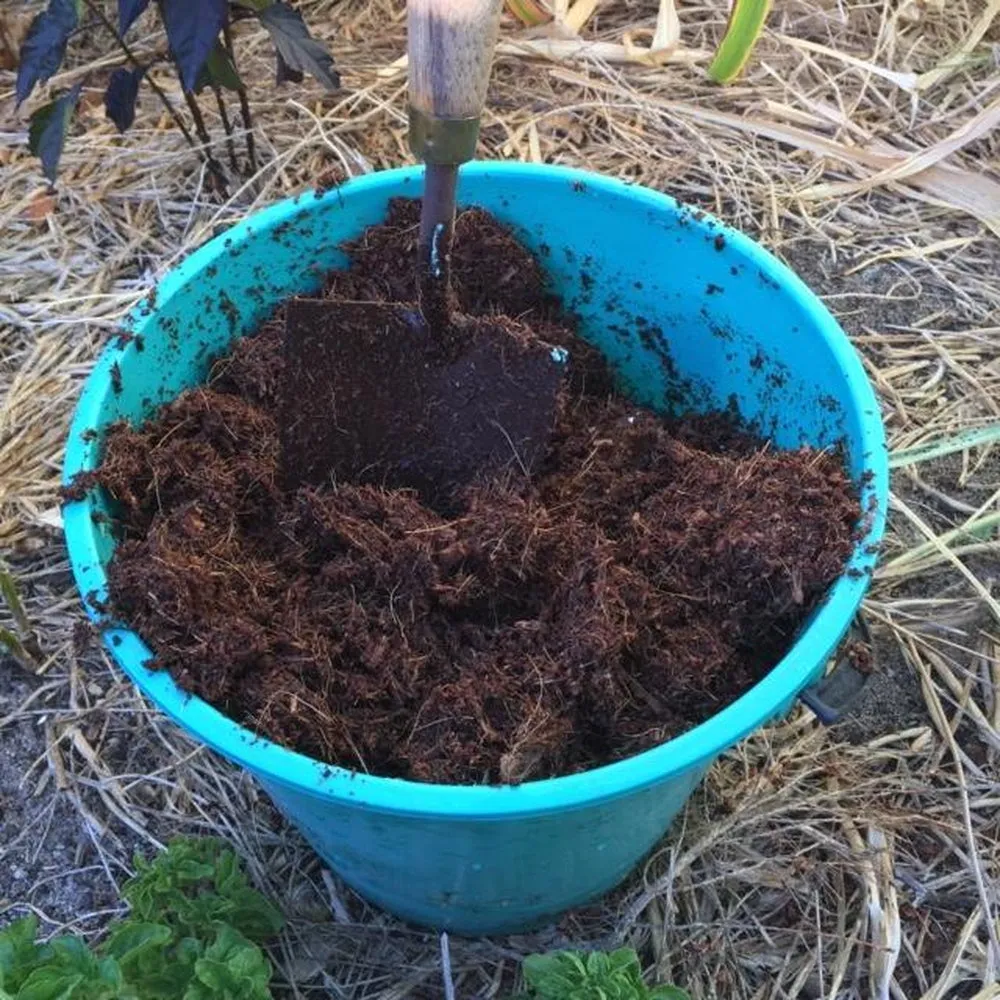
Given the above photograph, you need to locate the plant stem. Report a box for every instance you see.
[222,17,258,173]
[181,89,229,194]
[213,85,239,172]
[0,568,43,666]
[80,0,195,150]
[0,17,14,67]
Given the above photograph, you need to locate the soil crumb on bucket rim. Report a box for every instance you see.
[73,200,860,785]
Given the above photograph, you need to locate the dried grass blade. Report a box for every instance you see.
[654,100,1000,232]
[889,424,1000,469]
[498,37,710,65]
[564,0,600,36]
[776,34,919,91]
[886,494,1000,625]
[803,97,1000,199]
[877,509,1000,579]
[916,0,1000,92]
[651,0,680,53]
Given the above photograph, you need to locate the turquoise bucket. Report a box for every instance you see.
[63,164,887,935]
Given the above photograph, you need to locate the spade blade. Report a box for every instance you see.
[280,298,565,504]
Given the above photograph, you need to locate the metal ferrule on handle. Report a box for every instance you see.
[407,0,505,165]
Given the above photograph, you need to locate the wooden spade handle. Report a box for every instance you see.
[408,0,504,137]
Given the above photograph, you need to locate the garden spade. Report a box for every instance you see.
[280,0,566,505]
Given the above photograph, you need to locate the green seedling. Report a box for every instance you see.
[516,949,690,1000]
[0,837,283,1000]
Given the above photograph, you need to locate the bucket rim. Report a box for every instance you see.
[62,162,889,818]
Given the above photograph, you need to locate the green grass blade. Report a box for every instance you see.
[505,0,551,27]
[0,566,31,637]
[708,0,772,83]
[889,423,1000,469]
[0,626,30,664]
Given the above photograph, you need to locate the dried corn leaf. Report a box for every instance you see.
[776,33,919,91]
[378,40,709,78]
[802,97,1000,203]
[651,0,680,53]
[563,0,601,36]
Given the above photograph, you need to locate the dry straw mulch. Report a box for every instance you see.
[2,1,999,997]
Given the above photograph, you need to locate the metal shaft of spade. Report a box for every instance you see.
[280,0,564,501]
[407,0,505,335]
[417,162,458,334]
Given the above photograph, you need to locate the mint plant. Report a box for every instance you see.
[517,949,689,1000]
[15,0,338,189]
[0,838,283,1000]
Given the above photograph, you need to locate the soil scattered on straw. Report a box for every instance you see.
[78,201,858,784]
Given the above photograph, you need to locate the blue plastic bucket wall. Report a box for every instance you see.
[63,164,888,935]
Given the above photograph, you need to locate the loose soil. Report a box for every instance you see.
[77,201,859,785]
[0,658,125,930]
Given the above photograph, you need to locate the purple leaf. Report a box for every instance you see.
[258,2,338,92]
[161,0,228,93]
[105,65,147,133]
[15,0,78,105]
[275,52,303,86]
[118,0,151,36]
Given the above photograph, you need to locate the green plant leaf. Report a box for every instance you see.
[0,841,281,1000]
[523,952,588,997]
[15,968,84,1000]
[606,949,643,983]
[187,926,271,999]
[520,949,686,1000]
[585,951,611,979]
[194,42,242,93]
[123,838,221,924]
[0,916,41,992]
[211,852,239,896]
[649,987,690,1000]
[125,949,198,999]
[222,890,283,941]
[47,936,93,969]
[102,923,172,967]
[95,958,121,991]
[707,0,772,83]
[27,82,82,183]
